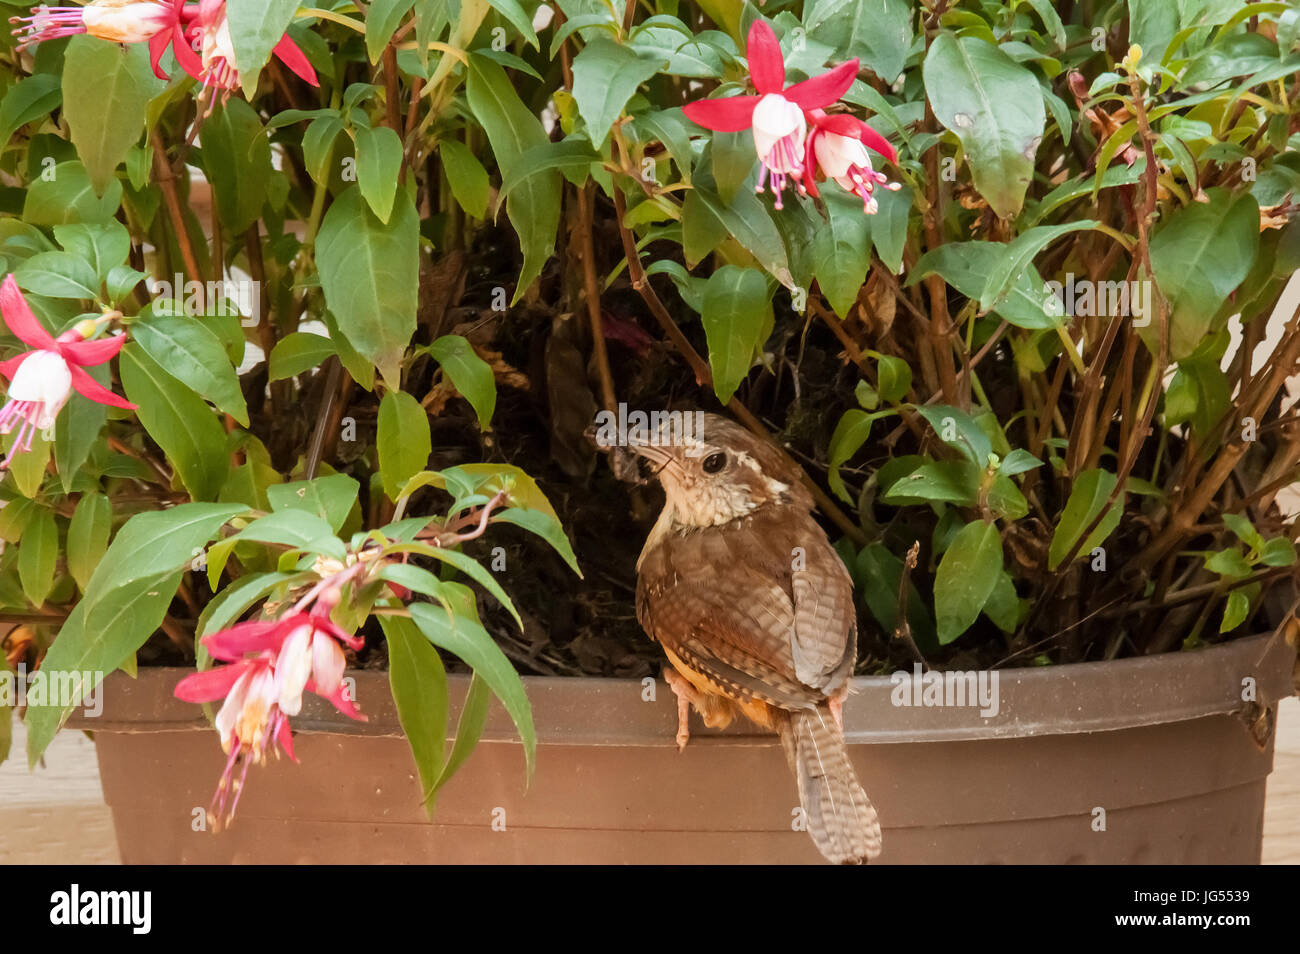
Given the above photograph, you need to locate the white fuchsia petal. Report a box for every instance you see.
[311,631,347,695]
[82,1,172,43]
[4,350,72,429]
[274,623,315,716]
[751,94,806,167]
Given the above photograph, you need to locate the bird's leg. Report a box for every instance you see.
[663,668,700,752]
[828,695,845,733]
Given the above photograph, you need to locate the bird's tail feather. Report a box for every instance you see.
[777,705,882,864]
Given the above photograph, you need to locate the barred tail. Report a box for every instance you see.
[777,705,882,864]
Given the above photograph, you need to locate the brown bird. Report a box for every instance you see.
[630,413,882,864]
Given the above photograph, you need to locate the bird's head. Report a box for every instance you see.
[629,412,810,528]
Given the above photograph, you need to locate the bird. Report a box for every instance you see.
[628,412,882,864]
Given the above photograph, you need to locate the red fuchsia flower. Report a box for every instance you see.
[802,110,901,213]
[682,20,860,209]
[173,607,365,828]
[0,275,135,470]
[180,0,317,94]
[9,0,179,48]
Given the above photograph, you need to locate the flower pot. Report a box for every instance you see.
[81,632,1294,864]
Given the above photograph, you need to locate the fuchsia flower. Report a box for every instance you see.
[181,0,317,93]
[174,606,365,829]
[0,275,135,470]
[683,20,898,212]
[10,0,178,47]
[803,110,901,212]
[12,0,316,97]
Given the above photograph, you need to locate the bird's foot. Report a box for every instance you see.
[663,668,697,752]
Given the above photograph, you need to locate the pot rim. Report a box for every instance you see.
[69,631,1294,746]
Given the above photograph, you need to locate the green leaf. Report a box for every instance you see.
[14,252,99,300]
[979,221,1099,312]
[870,182,911,274]
[3,429,50,499]
[302,114,345,184]
[1048,469,1122,570]
[982,570,1023,633]
[828,408,876,504]
[439,139,490,218]
[381,614,449,814]
[1148,188,1260,360]
[366,0,419,62]
[67,492,111,592]
[0,498,36,544]
[17,507,57,607]
[706,129,754,205]
[62,36,162,195]
[426,334,496,430]
[1222,512,1265,551]
[1259,537,1297,567]
[23,161,123,226]
[316,186,419,388]
[923,33,1045,219]
[875,354,912,404]
[233,509,345,560]
[700,265,772,404]
[403,547,521,630]
[685,179,794,288]
[805,0,913,83]
[268,332,336,381]
[934,520,1003,644]
[854,542,937,648]
[812,190,872,318]
[225,0,302,97]
[53,222,130,282]
[485,0,541,50]
[378,390,432,500]
[881,459,979,505]
[201,99,273,235]
[1206,548,1252,579]
[998,449,1043,477]
[24,503,246,764]
[497,139,600,203]
[917,405,994,466]
[52,369,107,493]
[913,240,1060,329]
[436,673,492,796]
[410,601,536,779]
[354,125,404,223]
[466,54,561,303]
[119,344,231,501]
[267,474,360,533]
[0,73,61,147]
[131,315,249,425]
[493,508,582,577]
[1220,587,1252,633]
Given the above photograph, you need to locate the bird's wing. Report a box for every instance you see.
[789,526,858,695]
[636,520,827,710]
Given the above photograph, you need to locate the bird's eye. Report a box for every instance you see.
[702,452,727,474]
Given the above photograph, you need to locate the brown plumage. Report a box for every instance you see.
[630,413,881,864]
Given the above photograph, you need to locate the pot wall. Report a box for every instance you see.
[83,634,1294,864]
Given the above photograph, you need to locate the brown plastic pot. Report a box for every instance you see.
[79,632,1293,864]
